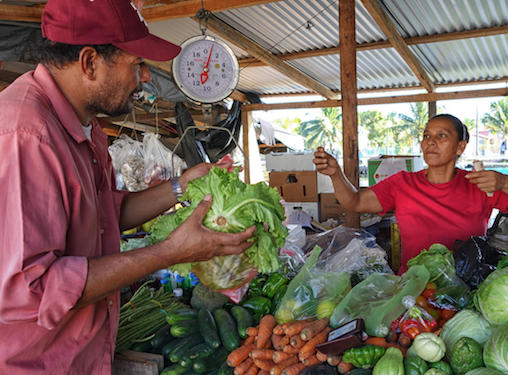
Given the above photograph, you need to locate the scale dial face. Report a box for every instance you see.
[172,35,239,103]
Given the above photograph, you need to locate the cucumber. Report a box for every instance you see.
[218,361,234,375]
[213,309,240,352]
[161,341,175,358]
[180,343,215,368]
[170,319,200,337]
[166,308,198,325]
[168,334,203,363]
[161,364,187,375]
[198,309,221,349]
[230,306,253,339]
[192,347,229,374]
[130,340,152,352]
[150,325,173,350]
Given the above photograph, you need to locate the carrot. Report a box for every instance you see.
[397,333,411,348]
[327,355,341,366]
[364,336,388,347]
[282,345,299,354]
[337,361,353,374]
[273,324,285,335]
[251,349,275,361]
[302,355,320,367]
[228,344,256,367]
[281,319,312,335]
[253,358,275,371]
[244,336,256,346]
[257,315,277,349]
[246,327,259,337]
[279,335,290,348]
[235,358,254,375]
[289,334,305,348]
[284,319,313,337]
[245,365,259,375]
[270,356,298,375]
[273,351,292,364]
[299,327,331,360]
[271,334,284,351]
[300,318,329,341]
[281,362,306,375]
[315,350,327,362]
[259,371,270,375]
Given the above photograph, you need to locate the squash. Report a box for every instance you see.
[411,333,445,363]
[373,347,404,375]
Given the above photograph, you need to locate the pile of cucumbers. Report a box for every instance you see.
[158,305,253,375]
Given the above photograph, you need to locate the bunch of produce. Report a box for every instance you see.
[148,167,288,290]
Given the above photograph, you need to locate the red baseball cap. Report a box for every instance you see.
[41,0,181,61]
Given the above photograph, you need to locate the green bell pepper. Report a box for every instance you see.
[429,361,452,375]
[261,273,288,298]
[247,275,267,298]
[404,355,428,375]
[241,296,272,321]
[342,345,386,369]
[271,284,288,314]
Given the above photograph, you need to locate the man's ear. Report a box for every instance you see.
[78,47,99,80]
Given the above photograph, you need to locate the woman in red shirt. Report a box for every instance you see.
[314,114,508,272]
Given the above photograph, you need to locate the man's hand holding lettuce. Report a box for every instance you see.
[149,167,288,289]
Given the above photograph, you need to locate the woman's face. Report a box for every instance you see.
[421,117,467,168]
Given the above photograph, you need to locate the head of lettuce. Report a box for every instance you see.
[149,167,288,290]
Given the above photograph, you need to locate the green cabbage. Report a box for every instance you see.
[440,309,492,359]
[475,267,508,325]
[148,167,288,289]
[407,244,455,287]
[464,368,504,375]
[483,326,508,373]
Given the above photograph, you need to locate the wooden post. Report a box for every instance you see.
[242,110,251,184]
[428,101,437,119]
[339,0,360,229]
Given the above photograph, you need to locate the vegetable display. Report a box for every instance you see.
[474,267,508,325]
[149,167,288,289]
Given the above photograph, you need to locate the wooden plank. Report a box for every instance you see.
[0,4,42,22]
[428,101,437,119]
[238,25,508,67]
[199,14,337,100]
[339,0,360,229]
[244,87,508,111]
[361,0,435,93]
[112,350,163,375]
[241,110,251,184]
[141,0,280,22]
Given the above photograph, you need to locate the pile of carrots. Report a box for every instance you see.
[226,315,334,375]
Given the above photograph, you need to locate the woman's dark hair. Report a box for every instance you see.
[430,113,470,143]
[39,38,121,69]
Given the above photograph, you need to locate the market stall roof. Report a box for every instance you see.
[1,0,507,102]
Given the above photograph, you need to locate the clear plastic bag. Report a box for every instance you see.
[275,246,351,323]
[108,134,147,191]
[398,295,438,339]
[143,132,186,186]
[304,226,393,285]
[329,265,430,337]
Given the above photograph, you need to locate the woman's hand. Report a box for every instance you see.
[163,194,256,264]
[313,146,341,177]
[466,170,508,194]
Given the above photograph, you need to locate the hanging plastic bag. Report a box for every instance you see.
[143,132,186,186]
[397,295,438,339]
[330,265,430,337]
[275,246,351,323]
[108,134,147,191]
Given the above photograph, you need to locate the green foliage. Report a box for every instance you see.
[482,97,508,141]
[297,107,342,150]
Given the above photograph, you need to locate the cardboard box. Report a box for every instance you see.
[319,193,345,221]
[265,152,315,172]
[284,202,319,222]
[368,155,424,186]
[269,171,318,202]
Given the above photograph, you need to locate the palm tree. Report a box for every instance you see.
[398,102,428,153]
[358,110,387,151]
[482,97,508,144]
[297,107,342,151]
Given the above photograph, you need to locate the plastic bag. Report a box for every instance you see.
[275,246,351,323]
[304,226,393,285]
[143,132,186,186]
[108,134,147,191]
[454,236,507,289]
[398,295,438,339]
[329,265,430,337]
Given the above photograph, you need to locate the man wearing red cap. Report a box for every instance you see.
[0,1,254,374]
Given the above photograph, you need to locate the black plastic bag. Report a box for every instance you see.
[454,236,507,289]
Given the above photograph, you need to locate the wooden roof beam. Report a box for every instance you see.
[361,0,435,93]
[239,25,508,67]
[243,87,508,111]
[198,13,338,100]
[0,4,42,22]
